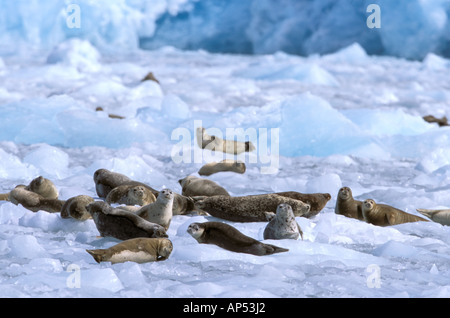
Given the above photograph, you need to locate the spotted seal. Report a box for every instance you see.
[193,194,310,222]
[263,204,303,240]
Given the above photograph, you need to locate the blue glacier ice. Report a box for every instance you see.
[1,0,450,59]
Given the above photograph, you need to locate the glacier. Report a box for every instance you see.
[1,0,450,59]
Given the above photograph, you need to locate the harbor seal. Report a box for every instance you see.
[93,169,139,198]
[87,201,168,240]
[423,115,449,127]
[196,127,255,155]
[86,237,173,264]
[93,168,194,215]
[263,204,303,240]
[133,189,174,230]
[179,175,230,197]
[198,160,246,176]
[106,185,156,206]
[193,194,310,222]
[8,185,65,213]
[416,208,450,226]
[274,191,331,218]
[0,176,59,202]
[187,221,288,256]
[334,187,364,220]
[60,195,95,220]
[141,71,160,84]
[362,199,429,226]
[25,176,59,200]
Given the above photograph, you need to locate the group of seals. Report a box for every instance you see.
[335,186,429,226]
[94,169,194,215]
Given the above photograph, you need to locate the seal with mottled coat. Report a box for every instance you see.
[263,204,303,240]
[87,201,168,240]
[193,194,310,222]
[362,199,429,226]
[86,238,173,264]
[274,191,331,218]
[187,221,288,256]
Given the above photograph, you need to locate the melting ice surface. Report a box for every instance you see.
[1,40,450,298]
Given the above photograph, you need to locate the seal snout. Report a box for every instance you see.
[363,199,374,210]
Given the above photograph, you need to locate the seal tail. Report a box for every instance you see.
[86,249,104,263]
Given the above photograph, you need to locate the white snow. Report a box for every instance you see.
[1,36,450,298]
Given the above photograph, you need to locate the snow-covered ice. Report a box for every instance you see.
[1,0,450,299]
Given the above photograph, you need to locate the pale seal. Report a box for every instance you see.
[133,189,174,230]
[198,160,246,176]
[362,199,429,226]
[0,176,59,202]
[263,204,303,240]
[334,187,363,220]
[179,175,230,197]
[106,185,156,206]
[60,195,95,220]
[87,201,168,240]
[416,208,450,226]
[25,176,59,200]
[8,185,65,213]
[274,191,331,218]
[187,221,289,256]
[93,168,194,215]
[193,194,311,222]
[86,237,173,264]
[196,127,255,155]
